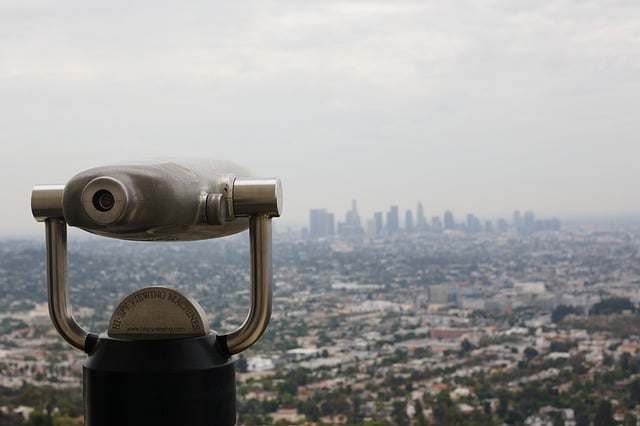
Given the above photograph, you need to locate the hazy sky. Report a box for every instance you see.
[1,0,639,236]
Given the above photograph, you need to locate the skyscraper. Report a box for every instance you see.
[386,206,399,233]
[346,200,362,228]
[309,209,335,238]
[405,210,414,233]
[523,210,535,235]
[513,210,522,233]
[416,202,427,230]
[373,212,383,236]
[338,200,364,237]
[466,213,482,234]
[444,210,456,230]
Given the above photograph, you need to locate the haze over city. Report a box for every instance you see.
[1,1,639,236]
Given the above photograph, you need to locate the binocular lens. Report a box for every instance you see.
[92,190,115,212]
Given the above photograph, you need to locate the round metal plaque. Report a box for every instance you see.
[108,286,209,340]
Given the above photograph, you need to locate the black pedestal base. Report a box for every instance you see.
[83,334,235,426]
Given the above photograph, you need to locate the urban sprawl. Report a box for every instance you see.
[0,204,639,425]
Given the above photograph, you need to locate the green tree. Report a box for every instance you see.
[391,400,409,426]
[524,347,539,361]
[460,338,475,356]
[347,395,363,425]
[624,413,637,426]
[299,400,320,422]
[414,399,428,426]
[572,401,590,426]
[432,391,453,423]
[496,388,509,419]
[52,414,83,426]
[628,377,640,407]
[551,305,581,323]
[590,297,635,315]
[478,401,493,425]
[593,400,615,426]
[27,410,52,426]
[0,411,24,426]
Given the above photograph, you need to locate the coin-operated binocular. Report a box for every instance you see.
[31,160,282,426]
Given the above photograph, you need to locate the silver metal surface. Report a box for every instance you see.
[45,219,90,351]
[32,185,64,221]
[108,286,209,340]
[233,178,282,218]
[223,214,272,354]
[205,193,226,226]
[61,161,251,241]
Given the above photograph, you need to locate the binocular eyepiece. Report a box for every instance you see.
[32,160,282,241]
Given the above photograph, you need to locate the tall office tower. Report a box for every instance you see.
[386,205,399,233]
[497,218,508,233]
[416,202,427,230]
[431,216,443,233]
[309,209,335,238]
[373,212,383,236]
[327,213,335,236]
[405,210,414,233]
[523,210,535,235]
[346,200,362,228]
[466,213,482,234]
[513,210,522,233]
[338,200,364,237]
[444,210,456,230]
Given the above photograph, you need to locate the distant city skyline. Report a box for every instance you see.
[306,200,561,238]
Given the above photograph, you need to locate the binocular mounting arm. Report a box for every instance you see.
[221,214,272,354]
[41,214,273,354]
[46,217,94,351]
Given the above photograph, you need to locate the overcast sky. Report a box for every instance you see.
[1,0,639,236]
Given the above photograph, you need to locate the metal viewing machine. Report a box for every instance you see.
[31,160,282,425]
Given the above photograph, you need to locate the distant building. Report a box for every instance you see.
[466,214,482,234]
[386,206,399,234]
[512,210,561,235]
[416,202,427,230]
[444,210,456,230]
[309,209,335,238]
[429,284,456,304]
[247,356,275,372]
[405,210,414,233]
[338,200,364,237]
[523,210,535,235]
[373,212,383,236]
[514,281,546,294]
[513,210,522,233]
[430,328,470,339]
